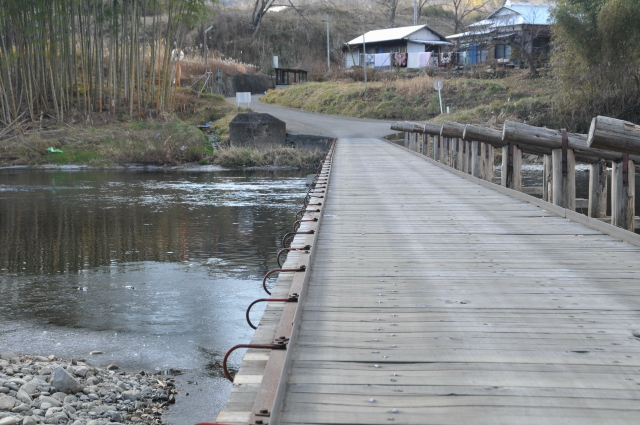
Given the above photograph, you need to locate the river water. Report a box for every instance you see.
[0,167,309,424]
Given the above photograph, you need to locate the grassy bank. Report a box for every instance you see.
[261,71,559,129]
[0,89,323,169]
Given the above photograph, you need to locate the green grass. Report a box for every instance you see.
[262,72,557,128]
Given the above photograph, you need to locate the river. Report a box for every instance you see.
[0,166,310,424]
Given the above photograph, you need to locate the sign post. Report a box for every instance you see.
[433,79,444,115]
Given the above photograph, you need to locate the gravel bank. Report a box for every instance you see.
[0,350,176,425]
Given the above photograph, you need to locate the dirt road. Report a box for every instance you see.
[242,94,396,139]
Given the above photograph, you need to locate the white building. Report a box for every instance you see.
[342,24,453,69]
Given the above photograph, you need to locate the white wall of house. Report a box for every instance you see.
[344,48,360,67]
[406,41,425,53]
[409,28,440,41]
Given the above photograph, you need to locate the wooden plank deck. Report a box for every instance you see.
[271,138,640,425]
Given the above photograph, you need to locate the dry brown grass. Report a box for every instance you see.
[179,56,257,77]
[394,74,436,98]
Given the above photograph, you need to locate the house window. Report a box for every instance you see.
[495,44,511,60]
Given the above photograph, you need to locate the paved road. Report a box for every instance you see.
[242,95,396,139]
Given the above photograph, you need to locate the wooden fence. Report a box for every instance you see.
[391,116,640,232]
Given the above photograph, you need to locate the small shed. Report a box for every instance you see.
[342,24,453,69]
[229,113,286,148]
[275,68,308,86]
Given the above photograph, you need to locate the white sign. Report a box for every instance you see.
[273,56,279,69]
[236,92,251,107]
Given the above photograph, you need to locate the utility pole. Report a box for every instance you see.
[326,15,330,71]
[360,15,367,90]
[414,0,418,25]
[203,25,213,70]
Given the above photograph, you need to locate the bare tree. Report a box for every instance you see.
[251,0,277,34]
[374,0,404,27]
[450,0,496,33]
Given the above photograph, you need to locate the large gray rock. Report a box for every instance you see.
[14,389,30,404]
[0,350,17,361]
[49,367,82,394]
[229,113,286,148]
[20,378,45,395]
[0,416,22,425]
[0,394,16,410]
[38,396,61,408]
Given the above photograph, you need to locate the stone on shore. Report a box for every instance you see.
[0,354,176,424]
[50,367,82,394]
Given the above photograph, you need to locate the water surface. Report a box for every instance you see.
[0,167,309,423]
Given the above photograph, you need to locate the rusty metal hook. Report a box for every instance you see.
[281,230,315,248]
[276,245,311,267]
[293,217,318,232]
[222,340,288,382]
[262,266,306,295]
[245,294,299,329]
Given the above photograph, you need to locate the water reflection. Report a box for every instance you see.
[0,168,307,373]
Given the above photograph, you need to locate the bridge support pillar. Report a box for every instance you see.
[612,156,635,231]
[501,143,522,191]
[552,147,576,210]
[588,159,608,218]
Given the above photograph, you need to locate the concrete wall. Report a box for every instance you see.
[229,113,286,148]
[286,134,333,152]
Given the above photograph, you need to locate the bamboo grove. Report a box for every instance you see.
[0,0,206,126]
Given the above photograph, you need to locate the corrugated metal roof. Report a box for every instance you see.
[470,3,554,28]
[449,2,554,40]
[345,25,447,46]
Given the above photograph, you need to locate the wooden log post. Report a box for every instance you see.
[452,138,460,170]
[433,135,440,161]
[501,143,522,191]
[404,131,409,148]
[485,144,495,182]
[471,141,482,178]
[587,116,640,156]
[551,130,576,210]
[588,159,608,218]
[543,154,553,202]
[460,140,468,173]
[611,155,636,231]
[413,132,419,151]
[455,137,465,171]
[420,134,427,155]
[443,137,451,167]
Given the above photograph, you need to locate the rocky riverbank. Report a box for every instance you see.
[0,351,176,425]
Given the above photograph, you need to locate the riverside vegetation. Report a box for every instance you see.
[0,89,324,168]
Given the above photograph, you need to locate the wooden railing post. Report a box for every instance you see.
[451,138,460,169]
[543,154,553,202]
[551,130,576,210]
[443,137,450,166]
[404,131,409,148]
[471,141,482,178]
[485,144,495,182]
[433,135,440,161]
[501,143,522,190]
[588,159,608,218]
[612,155,635,231]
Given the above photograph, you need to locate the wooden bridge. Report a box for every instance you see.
[214,118,640,425]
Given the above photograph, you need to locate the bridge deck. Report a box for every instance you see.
[273,138,640,424]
